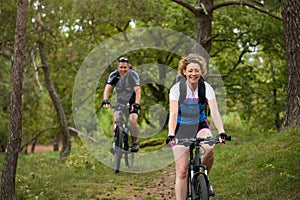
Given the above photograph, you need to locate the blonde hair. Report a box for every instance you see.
[178,54,207,77]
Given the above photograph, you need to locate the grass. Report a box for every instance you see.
[211,128,300,200]
[12,148,164,199]
[0,127,299,199]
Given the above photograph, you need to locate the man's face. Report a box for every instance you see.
[117,62,129,77]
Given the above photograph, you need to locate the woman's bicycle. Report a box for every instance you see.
[177,134,231,200]
[110,103,135,173]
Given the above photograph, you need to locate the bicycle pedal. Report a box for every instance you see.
[130,148,139,153]
[131,142,139,152]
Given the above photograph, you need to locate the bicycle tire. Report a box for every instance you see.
[124,133,134,168]
[123,131,129,151]
[114,126,123,173]
[191,173,209,200]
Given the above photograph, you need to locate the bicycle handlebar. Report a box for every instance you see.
[111,103,131,110]
[175,134,231,146]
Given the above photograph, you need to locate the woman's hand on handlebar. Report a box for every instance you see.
[216,132,230,143]
[166,135,176,144]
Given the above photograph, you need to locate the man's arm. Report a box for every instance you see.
[103,84,113,100]
[134,86,141,104]
[102,84,113,107]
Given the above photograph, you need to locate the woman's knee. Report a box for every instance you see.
[206,145,214,156]
[176,166,188,180]
[202,145,214,161]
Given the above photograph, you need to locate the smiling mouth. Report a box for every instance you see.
[189,76,199,80]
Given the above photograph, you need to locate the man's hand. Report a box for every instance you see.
[101,99,111,108]
[166,135,175,144]
[132,103,140,113]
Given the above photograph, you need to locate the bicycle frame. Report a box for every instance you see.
[187,140,210,200]
[111,103,134,173]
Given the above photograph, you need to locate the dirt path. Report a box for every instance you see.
[136,165,176,199]
[26,144,58,153]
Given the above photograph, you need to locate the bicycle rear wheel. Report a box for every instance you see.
[191,173,209,200]
[114,126,123,173]
[124,152,134,167]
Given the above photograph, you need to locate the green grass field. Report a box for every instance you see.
[0,128,299,199]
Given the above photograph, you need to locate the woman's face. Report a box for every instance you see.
[183,63,201,84]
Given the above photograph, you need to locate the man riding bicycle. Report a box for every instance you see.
[102,57,141,152]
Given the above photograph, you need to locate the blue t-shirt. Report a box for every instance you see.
[169,81,215,125]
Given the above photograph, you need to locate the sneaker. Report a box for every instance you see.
[131,142,139,152]
[209,184,215,197]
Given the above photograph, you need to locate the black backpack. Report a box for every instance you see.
[170,75,209,115]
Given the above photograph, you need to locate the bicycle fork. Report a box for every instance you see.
[113,122,128,147]
[192,145,211,197]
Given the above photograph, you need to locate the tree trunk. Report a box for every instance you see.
[37,26,71,160]
[0,0,28,199]
[194,0,213,54]
[31,139,37,154]
[281,0,300,128]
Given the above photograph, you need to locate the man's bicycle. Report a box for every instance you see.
[111,103,135,173]
[176,134,231,200]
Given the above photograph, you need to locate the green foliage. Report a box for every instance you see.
[212,3,286,130]
[0,0,290,149]
[0,1,15,150]
[65,149,96,170]
[0,57,10,149]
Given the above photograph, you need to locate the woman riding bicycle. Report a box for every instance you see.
[166,54,228,199]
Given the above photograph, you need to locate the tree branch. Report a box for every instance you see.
[31,50,43,91]
[226,49,250,77]
[68,127,99,143]
[20,126,58,150]
[211,1,282,21]
[171,0,196,13]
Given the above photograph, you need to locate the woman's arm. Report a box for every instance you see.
[168,100,178,136]
[208,99,225,134]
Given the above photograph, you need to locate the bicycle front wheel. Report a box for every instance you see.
[114,126,123,173]
[191,173,209,200]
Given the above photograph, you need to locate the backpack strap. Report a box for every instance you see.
[198,77,206,104]
[171,74,206,105]
[177,76,186,104]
